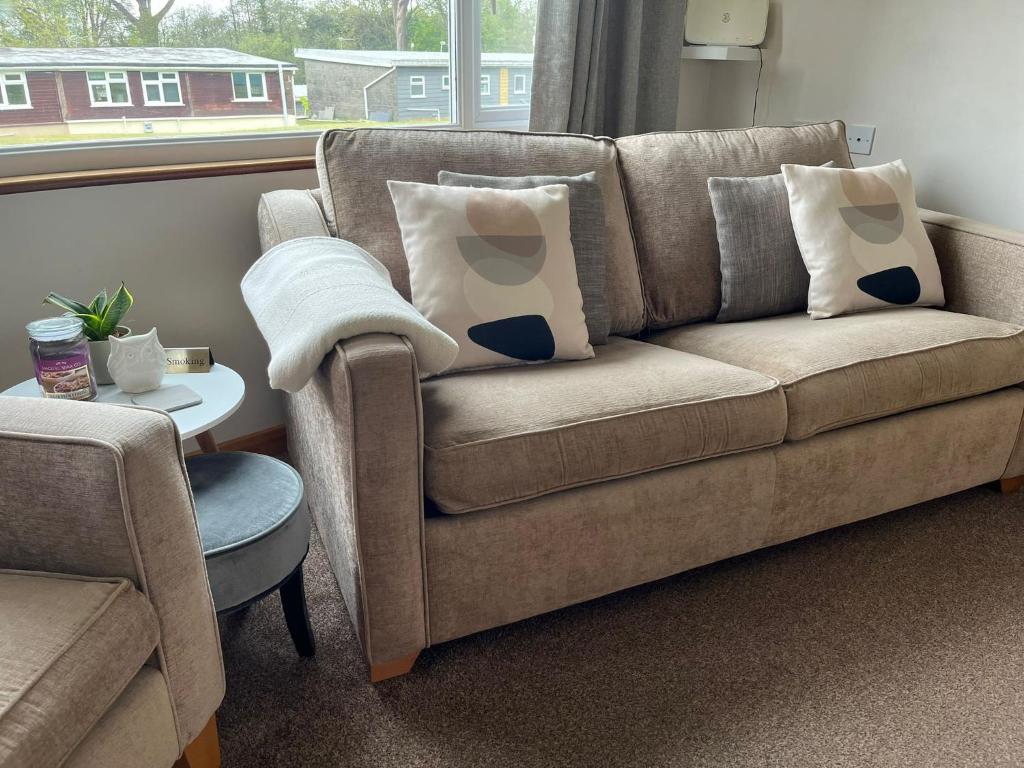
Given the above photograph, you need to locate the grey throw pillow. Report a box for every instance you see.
[709,162,835,323]
[438,170,610,345]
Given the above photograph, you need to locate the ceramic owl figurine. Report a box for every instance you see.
[108,327,166,394]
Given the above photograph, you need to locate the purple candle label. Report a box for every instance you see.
[36,352,94,400]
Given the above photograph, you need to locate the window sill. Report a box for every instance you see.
[89,102,134,108]
[232,98,270,103]
[0,155,315,195]
[142,103,186,107]
[0,130,322,179]
[0,105,32,110]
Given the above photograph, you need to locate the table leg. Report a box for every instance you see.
[280,563,316,657]
[195,430,219,453]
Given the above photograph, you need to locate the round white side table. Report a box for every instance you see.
[1,363,245,453]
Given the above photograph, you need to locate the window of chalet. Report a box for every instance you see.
[87,71,131,106]
[409,76,426,99]
[0,72,30,109]
[142,71,182,105]
[442,75,451,91]
[513,74,527,95]
[232,72,267,102]
[480,75,490,96]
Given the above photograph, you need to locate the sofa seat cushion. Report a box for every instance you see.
[421,337,787,514]
[0,571,159,768]
[648,308,1024,441]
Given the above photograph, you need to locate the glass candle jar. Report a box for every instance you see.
[26,316,97,401]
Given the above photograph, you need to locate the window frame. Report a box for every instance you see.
[512,73,527,95]
[231,71,269,102]
[87,70,132,108]
[441,74,450,91]
[479,74,491,96]
[0,71,32,110]
[141,70,184,106]
[409,75,426,99]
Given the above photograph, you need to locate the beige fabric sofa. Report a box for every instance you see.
[0,398,225,768]
[257,122,1024,681]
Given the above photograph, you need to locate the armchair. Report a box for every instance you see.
[0,397,224,768]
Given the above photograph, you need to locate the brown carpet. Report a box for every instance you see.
[217,486,1024,767]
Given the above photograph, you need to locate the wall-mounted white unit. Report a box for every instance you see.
[685,0,769,47]
[680,45,761,62]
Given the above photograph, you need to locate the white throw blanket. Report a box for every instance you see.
[242,236,459,392]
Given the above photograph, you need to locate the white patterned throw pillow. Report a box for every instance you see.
[387,180,593,373]
[782,159,944,319]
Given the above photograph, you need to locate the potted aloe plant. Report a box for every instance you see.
[43,283,134,385]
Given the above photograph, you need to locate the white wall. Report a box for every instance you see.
[677,0,1024,230]
[0,169,318,446]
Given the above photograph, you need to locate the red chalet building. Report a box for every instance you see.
[0,47,297,137]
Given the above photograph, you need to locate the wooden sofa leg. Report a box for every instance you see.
[369,651,420,683]
[1001,476,1024,494]
[173,716,221,768]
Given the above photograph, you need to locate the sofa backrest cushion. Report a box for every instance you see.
[615,121,853,329]
[317,129,646,336]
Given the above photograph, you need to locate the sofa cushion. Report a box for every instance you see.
[0,571,159,768]
[647,308,1024,441]
[615,121,853,329]
[317,129,646,335]
[421,337,786,513]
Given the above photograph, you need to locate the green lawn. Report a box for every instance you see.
[0,118,446,146]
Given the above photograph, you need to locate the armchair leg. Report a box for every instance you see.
[1001,476,1024,494]
[173,716,221,768]
[369,651,420,683]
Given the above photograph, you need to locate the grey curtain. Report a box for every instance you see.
[529,0,686,137]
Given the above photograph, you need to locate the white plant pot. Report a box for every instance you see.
[88,326,131,385]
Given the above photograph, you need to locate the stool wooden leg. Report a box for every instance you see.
[280,564,316,657]
[1001,476,1024,494]
[174,716,221,768]
[370,651,420,683]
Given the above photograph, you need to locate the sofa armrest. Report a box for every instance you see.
[922,208,1024,326]
[0,398,224,753]
[284,333,427,669]
[257,188,332,253]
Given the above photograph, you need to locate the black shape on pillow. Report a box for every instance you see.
[857,266,922,305]
[468,315,555,361]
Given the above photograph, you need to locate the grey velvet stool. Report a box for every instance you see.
[186,451,315,657]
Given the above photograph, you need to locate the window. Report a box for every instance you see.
[0,72,30,109]
[141,71,182,105]
[232,71,267,101]
[470,0,537,127]
[87,71,130,106]
[0,0,539,152]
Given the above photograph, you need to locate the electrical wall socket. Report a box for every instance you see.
[846,124,876,155]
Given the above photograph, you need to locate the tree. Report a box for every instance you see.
[393,0,408,50]
[0,0,128,46]
[109,0,175,45]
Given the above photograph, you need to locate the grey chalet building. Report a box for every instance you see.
[295,49,533,122]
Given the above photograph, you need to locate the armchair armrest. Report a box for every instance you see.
[284,333,427,673]
[0,398,224,753]
[922,208,1024,325]
[257,188,332,253]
